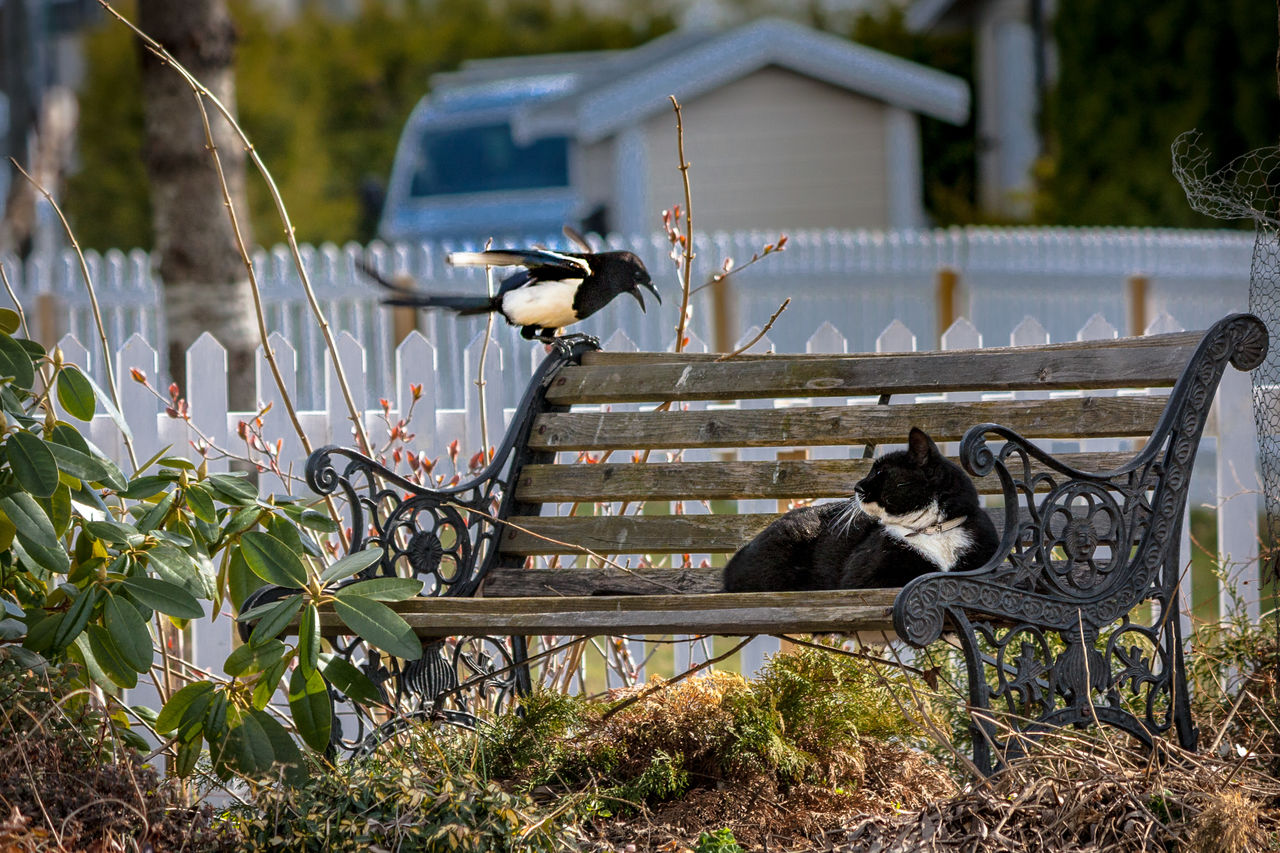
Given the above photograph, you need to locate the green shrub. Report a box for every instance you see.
[695,827,745,853]
[231,727,568,852]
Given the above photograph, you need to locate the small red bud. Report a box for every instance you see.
[130,368,146,383]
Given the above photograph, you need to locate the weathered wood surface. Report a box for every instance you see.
[551,334,1197,404]
[497,505,1129,557]
[577,330,1202,366]
[317,589,901,637]
[484,566,722,596]
[529,397,1167,451]
[515,452,1135,503]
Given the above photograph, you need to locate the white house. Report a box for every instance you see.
[379,17,970,242]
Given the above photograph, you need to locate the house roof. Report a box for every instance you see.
[512,18,970,143]
[422,18,970,145]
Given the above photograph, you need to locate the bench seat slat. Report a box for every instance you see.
[530,396,1167,451]
[550,334,1199,404]
[317,589,899,637]
[499,505,1127,557]
[484,566,722,596]
[515,452,1134,502]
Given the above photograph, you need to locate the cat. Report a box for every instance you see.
[722,427,1000,592]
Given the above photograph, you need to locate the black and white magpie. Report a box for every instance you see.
[365,247,659,341]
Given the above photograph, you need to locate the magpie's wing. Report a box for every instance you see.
[563,225,592,253]
[447,248,592,276]
[356,259,410,293]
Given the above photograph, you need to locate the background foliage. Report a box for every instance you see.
[1039,0,1280,226]
[66,0,674,251]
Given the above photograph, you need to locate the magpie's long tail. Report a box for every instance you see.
[380,293,499,316]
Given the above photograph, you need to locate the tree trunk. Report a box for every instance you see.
[138,0,256,411]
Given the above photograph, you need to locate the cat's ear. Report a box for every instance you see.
[907,427,938,466]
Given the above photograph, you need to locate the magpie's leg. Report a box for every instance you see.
[550,331,601,354]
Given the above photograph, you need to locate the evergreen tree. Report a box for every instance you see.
[1041,0,1280,226]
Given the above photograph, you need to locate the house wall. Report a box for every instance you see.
[634,66,894,233]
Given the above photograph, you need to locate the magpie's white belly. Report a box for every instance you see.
[501,280,582,328]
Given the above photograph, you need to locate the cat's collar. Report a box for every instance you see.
[901,515,968,538]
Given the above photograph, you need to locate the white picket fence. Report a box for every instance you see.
[1,226,1256,415]
[45,305,1266,689]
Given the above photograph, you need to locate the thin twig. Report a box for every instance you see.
[179,75,347,546]
[669,96,695,354]
[477,238,495,461]
[97,1,374,465]
[10,158,138,471]
[0,261,30,338]
[715,297,790,360]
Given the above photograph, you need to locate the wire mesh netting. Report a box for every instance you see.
[1173,130,1280,593]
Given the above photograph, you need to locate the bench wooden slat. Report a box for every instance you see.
[550,334,1199,404]
[514,451,1135,502]
[484,566,722,596]
[529,396,1167,451]
[576,330,1204,366]
[318,589,900,637]
[499,505,1128,557]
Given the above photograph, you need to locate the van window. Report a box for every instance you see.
[409,123,569,197]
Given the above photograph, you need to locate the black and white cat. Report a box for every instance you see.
[723,427,1000,592]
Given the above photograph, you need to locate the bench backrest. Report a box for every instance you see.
[483,330,1210,597]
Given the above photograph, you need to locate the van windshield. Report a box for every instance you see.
[409,123,569,197]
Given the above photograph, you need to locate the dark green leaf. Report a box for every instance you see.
[159,456,196,471]
[0,309,19,335]
[37,482,71,537]
[51,585,100,652]
[118,475,174,500]
[85,520,146,548]
[319,547,383,585]
[252,656,290,711]
[0,489,69,574]
[297,509,339,533]
[78,369,134,447]
[336,576,424,602]
[47,442,125,490]
[136,490,177,533]
[332,596,422,660]
[0,331,34,389]
[184,484,217,524]
[249,709,307,786]
[7,430,60,498]
[103,593,152,673]
[156,681,215,734]
[203,692,229,741]
[320,654,382,705]
[174,736,202,778]
[22,613,61,654]
[224,638,287,677]
[205,472,259,505]
[288,665,332,752]
[56,366,95,421]
[145,540,215,599]
[228,548,261,613]
[240,531,310,588]
[298,602,320,675]
[249,595,303,646]
[220,505,264,541]
[119,577,203,620]
[228,712,275,776]
[86,624,137,689]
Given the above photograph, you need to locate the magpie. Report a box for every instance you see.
[364,247,659,341]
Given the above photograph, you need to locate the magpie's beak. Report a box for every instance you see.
[631,279,661,312]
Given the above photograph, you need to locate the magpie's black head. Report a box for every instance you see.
[621,251,659,312]
[593,251,659,311]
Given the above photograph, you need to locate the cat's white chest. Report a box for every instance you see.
[865,500,973,571]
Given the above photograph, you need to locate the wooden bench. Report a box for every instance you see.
[280,313,1266,772]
